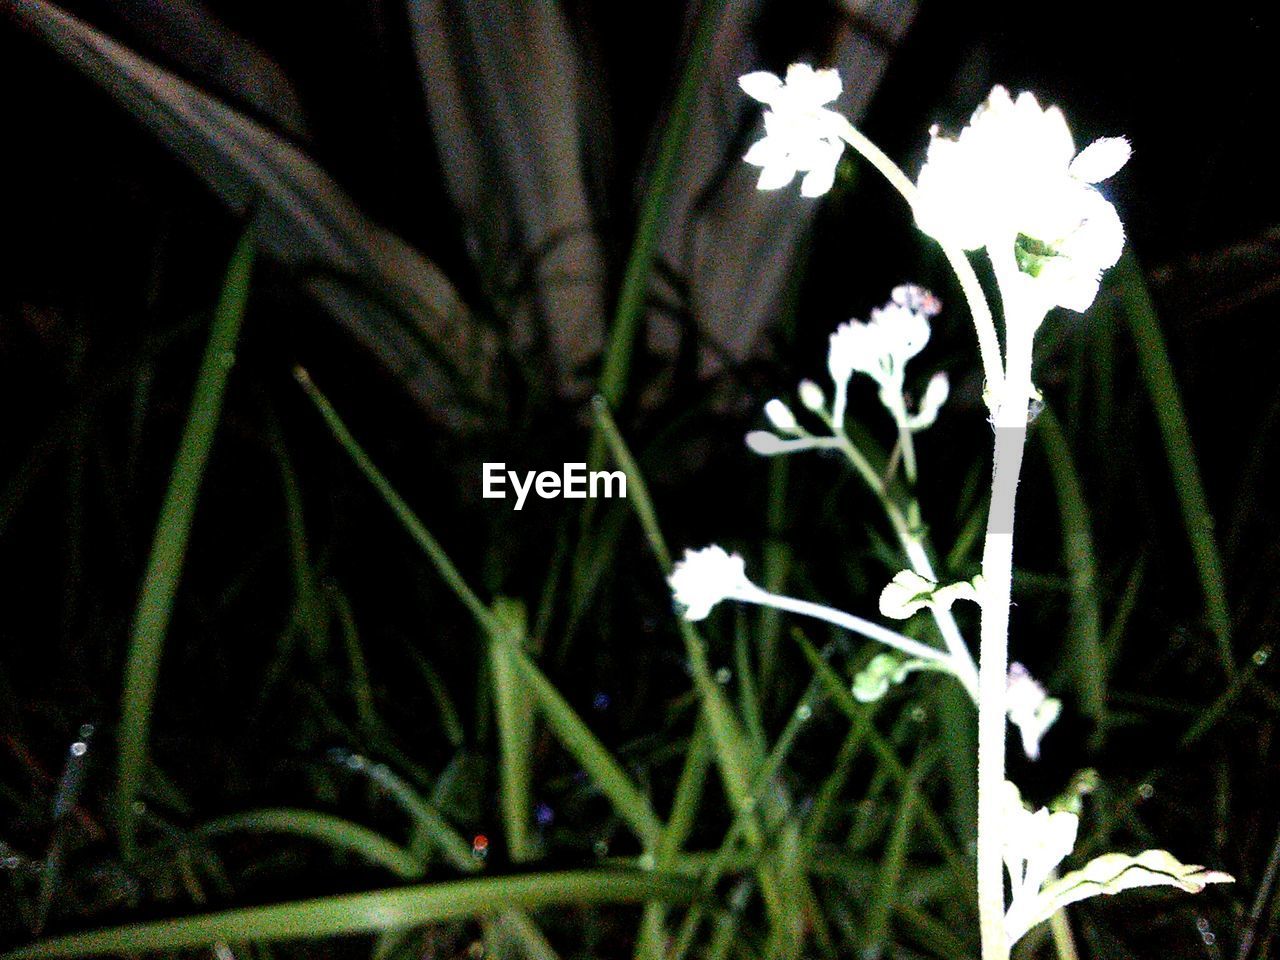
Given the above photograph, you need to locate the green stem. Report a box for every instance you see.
[827,431,980,700]
[115,230,254,858]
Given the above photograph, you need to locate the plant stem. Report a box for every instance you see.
[975,251,1039,960]
[834,118,1004,399]
[828,432,980,700]
[736,586,952,664]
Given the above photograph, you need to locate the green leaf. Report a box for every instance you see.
[1007,849,1234,947]
[1037,405,1106,731]
[115,229,254,858]
[1115,250,1233,674]
[3,871,697,959]
[198,809,424,880]
[489,598,537,863]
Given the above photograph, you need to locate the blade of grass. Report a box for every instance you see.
[1115,249,1233,674]
[274,432,329,661]
[594,0,725,412]
[1101,555,1145,672]
[115,229,254,858]
[1038,405,1106,732]
[298,375,663,848]
[294,367,496,634]
[794,631,972,898]
[198,809,424,880]
[490,598,536,863]
[863,745,937,958]
[3,870,698,959]
[400,642,466,750]
[803,719,868,843]
[590,398,785,923]
[334,752,477,873]
[635,719,714,960]
[332,587,379,735]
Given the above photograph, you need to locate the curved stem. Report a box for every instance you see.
[834,117,1004,401]
[829,434,981,701]
[734,585,952,665]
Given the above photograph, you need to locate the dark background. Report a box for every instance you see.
[2,1,1278,956]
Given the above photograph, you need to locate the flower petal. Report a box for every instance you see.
[738,70,783,104]
[1070,137,1132,183]
[743,135,785,167]
[799,155,838,197]
[756,160,797,191]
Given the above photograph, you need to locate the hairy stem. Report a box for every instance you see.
[976,250,1040,960]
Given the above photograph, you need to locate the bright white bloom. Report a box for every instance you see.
[827,285,939,425]
[739,64,848,197]
[913,86,1130,313]
[1006,663,1062,760]
[668,546,755,621]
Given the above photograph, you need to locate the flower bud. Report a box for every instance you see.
[764,399,799,433]
[797,379,825,412]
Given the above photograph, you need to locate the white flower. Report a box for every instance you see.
[668,546,755,621]
[739,64,848,197]
[1006,663,1062,760]
[827,286,936,424]
[913,86,1130,313]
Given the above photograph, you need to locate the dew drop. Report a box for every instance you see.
[1137,782,1154,800]
[79,723,95,738]
[471,834,489,860]
[795,704,812,722]
[593,839,610,857]
[638,852,655,870]
[70,741,87,758]
[715,667,732,685]
[1253,646,1271,666]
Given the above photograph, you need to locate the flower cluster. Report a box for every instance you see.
[745,285,949,465]
[913,86,1131,315]
[666,545,759,621]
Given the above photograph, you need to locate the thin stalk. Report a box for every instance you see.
[732,586,951,664]
[834,117,1003,398]
[115,230,254,858]
[827,432,980,699]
